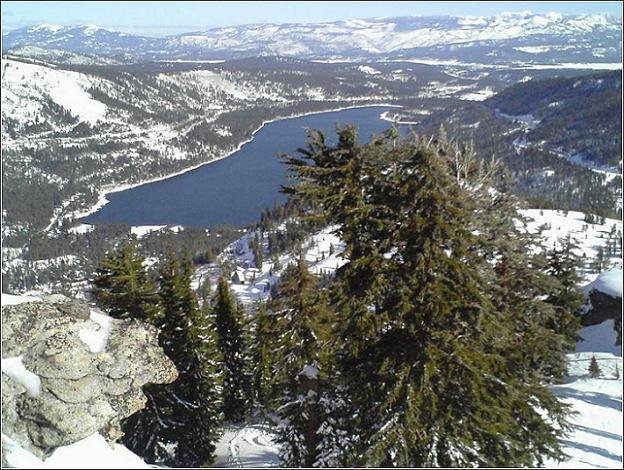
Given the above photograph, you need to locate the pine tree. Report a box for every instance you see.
[282,127,572,467]
[249,302,275,409]
[544,235,584,350]
[212,275,252,422]
[122,253,223,467]
[252,232,264,270]
[271,258,335,468]
[588,355,601,378]
[91,242,160,322]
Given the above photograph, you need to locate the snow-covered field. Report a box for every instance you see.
[547,349,622,469]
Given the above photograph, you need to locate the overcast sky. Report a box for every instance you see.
[2,1,622,36]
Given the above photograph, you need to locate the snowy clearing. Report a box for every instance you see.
[547,350,622,469]
[213,424,280,468]
[1,59,107,126]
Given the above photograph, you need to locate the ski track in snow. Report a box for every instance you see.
[213,425,280,468]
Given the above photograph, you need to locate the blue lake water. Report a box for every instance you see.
[82,106,399,228]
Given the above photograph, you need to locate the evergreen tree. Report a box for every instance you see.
[588,355,601,378]
[122,253,223,467]
[249,302,275,409]
[544,236,584,349]
[197,274,212,306]
[282,127,573,467]
[91,242,160,322]
[271,258,335,467]
[252,233,264,270]
[213,275,252,422]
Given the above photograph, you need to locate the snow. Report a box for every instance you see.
[218,225,346,306]
[130,225,166,238]
[356,65,381,75]
[459,87,495,101]
[213,424,279,468]
[79,310,113,353]
[68,224,95,235]
[584,268,623,299]
[1,356,42,396]
[547,351,622,469]
[519,209,622,278]
[1,59,107,127]
[1,292,41,305]
[300,364,319,379]
[1,433,149,468]
[576,321,621,356]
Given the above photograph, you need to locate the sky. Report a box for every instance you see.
[1,1,622,36]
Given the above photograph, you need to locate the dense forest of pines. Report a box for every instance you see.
[89,128,585,467]
[417,70,622,219]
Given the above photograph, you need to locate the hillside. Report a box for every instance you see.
[3,13,621,64]
[414,70,622,218]
[488,70,622,167]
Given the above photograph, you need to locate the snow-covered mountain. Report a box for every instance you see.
[3,13,621,63]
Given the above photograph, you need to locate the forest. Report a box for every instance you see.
[88,128,586,467]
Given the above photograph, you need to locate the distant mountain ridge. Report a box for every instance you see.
[2,12,621,63]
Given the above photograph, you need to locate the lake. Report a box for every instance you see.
[82,106,399,228]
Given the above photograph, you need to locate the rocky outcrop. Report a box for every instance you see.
[1,294,177,460]
[581,268,623,347]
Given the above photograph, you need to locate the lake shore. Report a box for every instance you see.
[72,102,403,225]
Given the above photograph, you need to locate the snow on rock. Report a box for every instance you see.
[78,310,113,353]
[2,432,149,468]
[1,356,42,396]
[2,294,178,458]
[584,268,623,299]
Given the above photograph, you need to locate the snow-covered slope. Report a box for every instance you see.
[3,13,621,63]
[546,350,622,469]
[1,59,107,127]
[519,209,622,279]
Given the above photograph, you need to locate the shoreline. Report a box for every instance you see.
[73,102,403,223]
[379,110,422,125]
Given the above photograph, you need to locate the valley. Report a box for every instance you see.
[1,7,622,470]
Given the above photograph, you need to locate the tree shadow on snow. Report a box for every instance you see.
[573,424,622,441]
[554,386,622,411]
[561,439,622,463]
